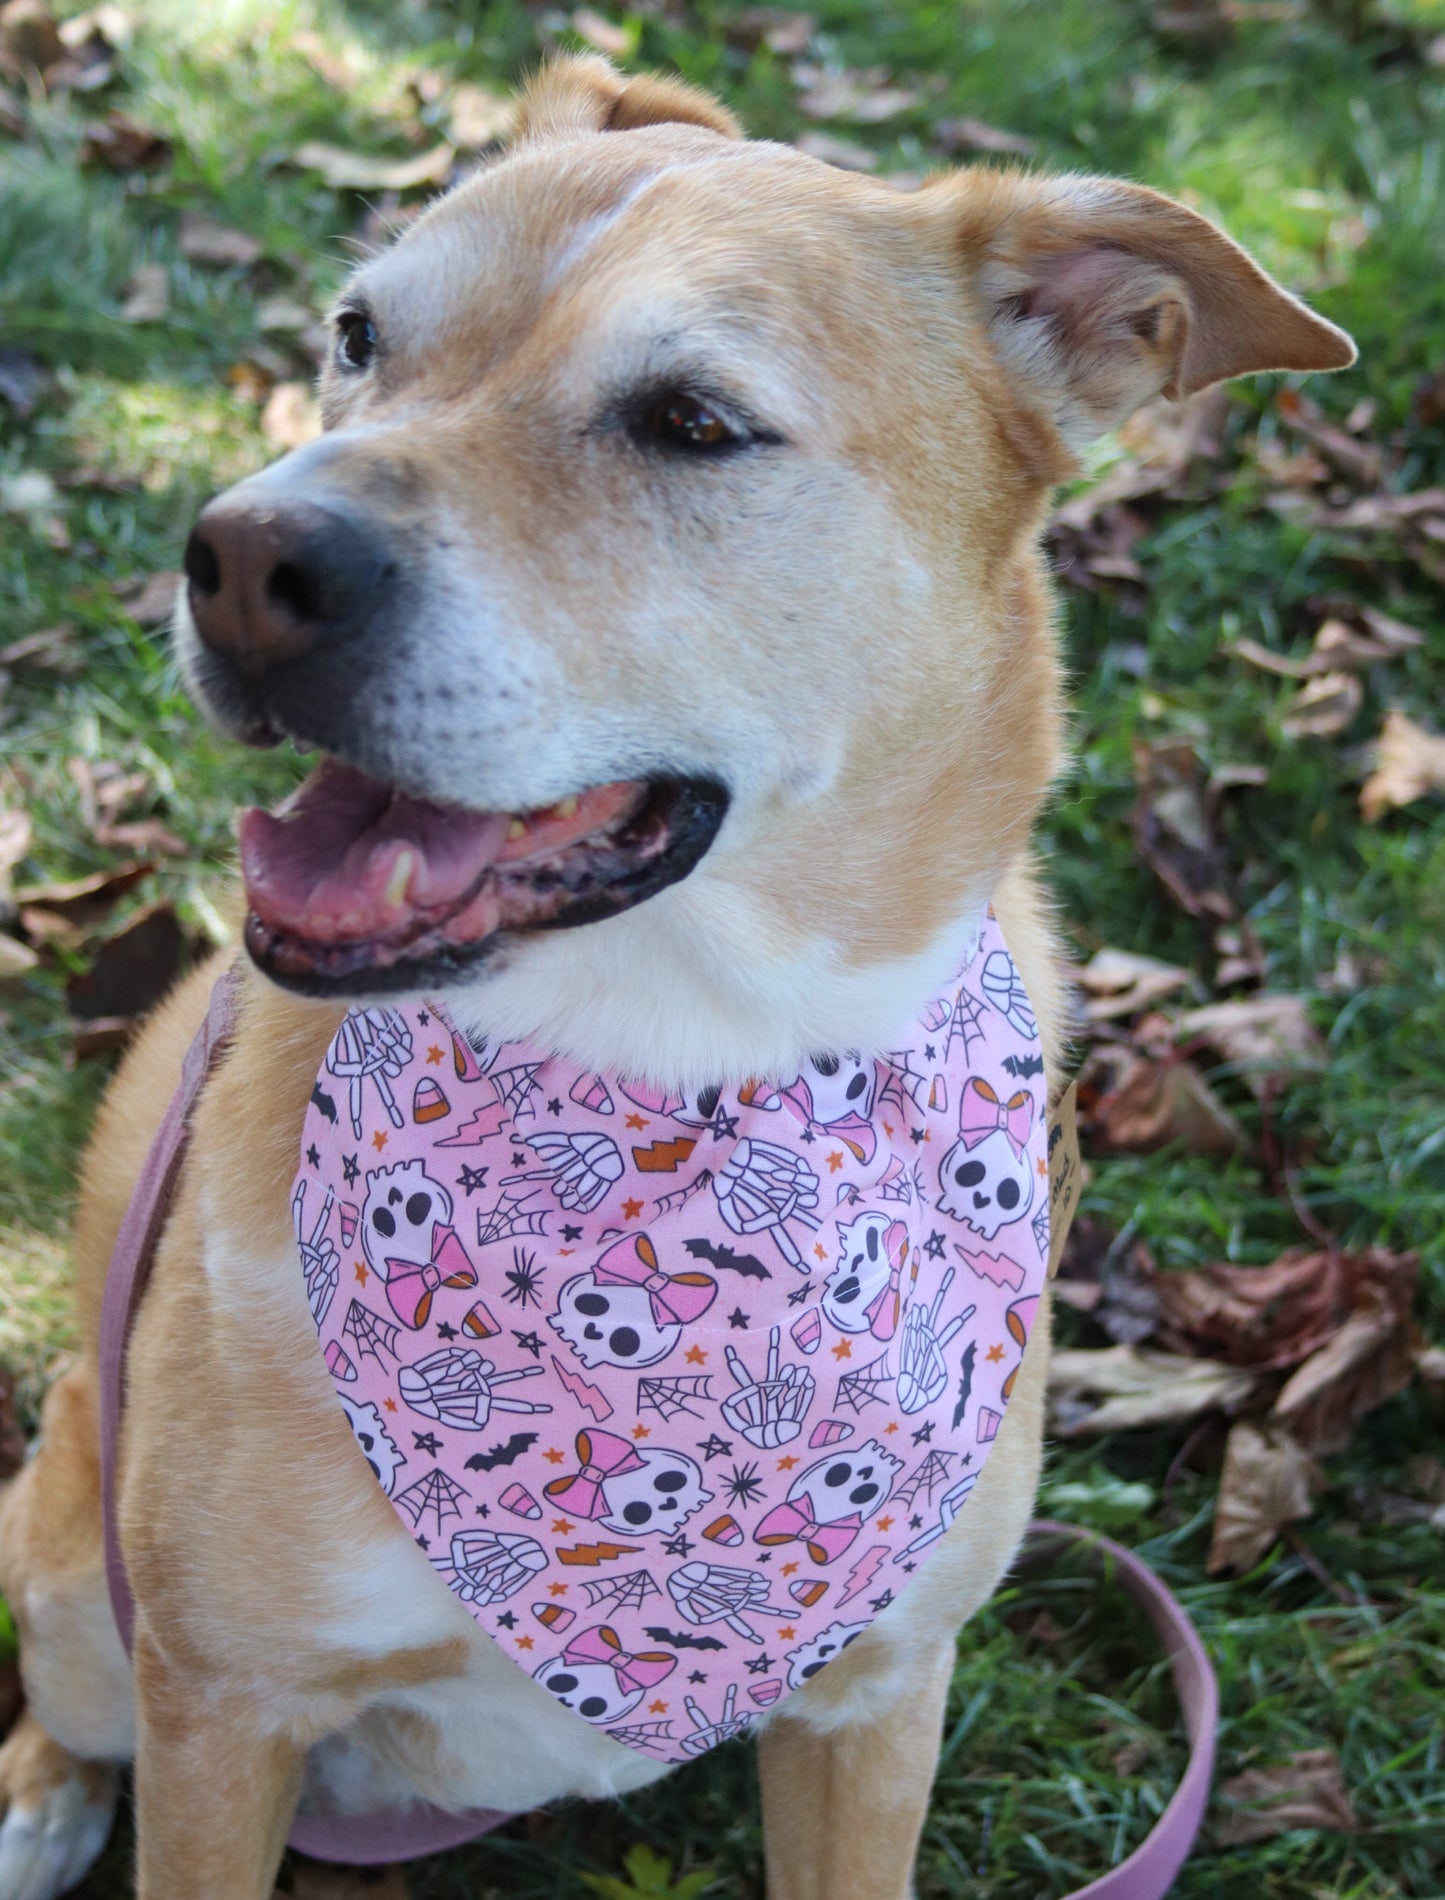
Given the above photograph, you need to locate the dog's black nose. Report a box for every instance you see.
[184,495,395,675]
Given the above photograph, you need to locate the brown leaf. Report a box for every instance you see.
[66,900,185,1022]
[1414,365,1445,428]
[1271,1253,1418,1454]
[0,804,31,896]
[730,8,816,54]
[291,139,453,192]
[120,263,169,324]
[0,0,64,77]
[78,107,171,170]
[1359,708,1445,822]
[447,81,514,151]
[934,115,1034,156]
[1232,609,1423,680]
[1078,947,1193,1021]
[1178,994,1323,1098]
[571,8,630,54]
[1049,1344,1262,1436]
[261,381,321,450]
[1090,1053,1246,1159]
[1154,1248,1371,1371]
[1207,1421,1318,1573]
[1274,388,1382,490]
[0,934,38,981]
[1279,669,1362,739]
[794,65,919,123]
[71,1013,138,1058]
[178,211,263,268]
[117,570,181,629]
[0,624,82,675]
[1131,738,1234,921]
[14,860,151,938]
[1213,1748,1355,1842]
[794,129,877,171]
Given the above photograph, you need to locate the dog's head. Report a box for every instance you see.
[177,57,1352,1081]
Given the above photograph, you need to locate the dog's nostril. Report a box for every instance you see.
[183,530,222,598]
[267,558,324,622]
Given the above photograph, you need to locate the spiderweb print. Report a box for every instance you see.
[945,989,988,1062]
[1032,1203,1051,1258]
[652,1167,714,1218]
[893,1449,957,1510]
[343,1299,401,1367]
[637,1373,716,1422]
[489,1061,544,1122]
[835,1350,894,1414]
[581,1568,659,1612]
[476,1186,550,1247]
[880,1049,928,1115]
[394,1467,468,1535]
[608,1719,675,1750]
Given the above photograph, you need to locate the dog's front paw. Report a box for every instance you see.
[0,1714,117,1900]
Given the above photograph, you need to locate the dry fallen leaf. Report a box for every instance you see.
[1275,388,1382,490]
[117,570,180,629]
[934,115,1034,156]
[1208,1421,1318,1573]
[794,129,878,171]
[794,65,919,123]
[261,381,321,450]
[571,8,630,55]
[1154,1248,1366,1371]
[1178,994,1323,1098]
[1359,708,1445,822]
[13,860,152,942]
[1233,609,1423,680]
[1213,1747,1355,1843]
[0,935,38,981]
[1271,1254,1418,1455]
[1078,946,1193,1021]
[178,211,263,268]
[291,139,454,192]
[0,805,32,901]
[1088,1052,1246,1159]
[730,8,816,54]
[120,262,169,324]
[0,0,64,77]
[1049,1344,1262,1436]
[1131,738,1234,921]
[66,899,185,1025]
[78,107,171,170]
[0,624,82,676]
[447,81,514,150]
[1279,669,1362,739]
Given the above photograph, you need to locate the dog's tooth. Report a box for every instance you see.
[384,849,414,907]
[553,794,579,818]
[508,818,527,840]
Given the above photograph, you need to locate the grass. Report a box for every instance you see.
[2,0,1444,1895]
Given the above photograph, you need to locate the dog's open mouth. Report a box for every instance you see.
[238,760,729,995]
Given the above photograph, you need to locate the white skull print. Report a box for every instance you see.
[786,1438,903,1525]
[785,1619,869,1690]
[936,1126,1035,1241]
[822,1211,909,1336]
[548,1270,677,1369]
[792,1051,877,1126]
[338,1395,405,1497]
[360,1158,454,1281]
[592,1448,713,1537]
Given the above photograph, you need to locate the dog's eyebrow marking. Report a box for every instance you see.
[543,157,733,292]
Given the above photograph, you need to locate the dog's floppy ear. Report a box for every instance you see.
[953,172,1354,450]
[515,55,742,145]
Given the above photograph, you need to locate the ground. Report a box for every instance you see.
[0,1,1442,1896]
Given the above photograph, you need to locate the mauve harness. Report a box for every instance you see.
[99,966,1217,1889]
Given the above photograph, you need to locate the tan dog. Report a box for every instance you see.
[0,57,1351,1900]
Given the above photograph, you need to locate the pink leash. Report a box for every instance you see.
[99,967,1216,1885]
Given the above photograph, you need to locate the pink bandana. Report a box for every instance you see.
[294,908,1048,1761]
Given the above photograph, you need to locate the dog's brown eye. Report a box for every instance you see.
[640,394,743,452]
[335,309,377,372]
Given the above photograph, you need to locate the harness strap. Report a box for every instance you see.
[96,965,508,1863]
[98,972,1217,1883]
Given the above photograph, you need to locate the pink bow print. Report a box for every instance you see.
[543,1429,645,1518]
[862,1218,911,1342]
[592,1233,717,1329]
[958,1078,1033,1159]
[754,1498,864,1565]
[562,1624,677,1697]
[779,1080,878,1166]
[385,1224,477,1329]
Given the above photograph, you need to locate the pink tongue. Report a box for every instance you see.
[239,761,509,945]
